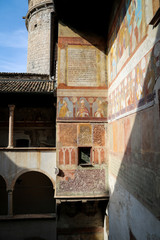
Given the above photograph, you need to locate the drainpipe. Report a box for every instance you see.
[49,9,58,90]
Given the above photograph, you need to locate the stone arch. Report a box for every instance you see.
[11,168,55,191]
[0,175,8,215]
[12,170,56,214]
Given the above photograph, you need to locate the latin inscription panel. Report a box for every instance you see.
[67,46,97,86]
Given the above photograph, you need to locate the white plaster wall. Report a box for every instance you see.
[0,149,56,189]
[108,175,160,240]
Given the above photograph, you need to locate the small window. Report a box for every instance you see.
[78,147,92,166]
[16,139,29,147]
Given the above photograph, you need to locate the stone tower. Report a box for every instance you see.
[25,0,55,74]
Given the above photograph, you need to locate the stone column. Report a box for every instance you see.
[8,105,15,148]
[8,190,13,215]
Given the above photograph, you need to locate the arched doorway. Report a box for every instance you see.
[13,171,55,214]
[0,176,8,215]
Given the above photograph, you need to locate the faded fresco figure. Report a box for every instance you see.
[93,98,107,118]
[59,100,69,117]
[121,81,126,110]
[94,100,104,117]
[110,41,117,82]
[76,99,89,117]
[58,98,73,118]
[136,66,144,101]
[109,0,146,85]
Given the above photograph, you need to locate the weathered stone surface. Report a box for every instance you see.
[57,169,106,196]
[27,6,53,74]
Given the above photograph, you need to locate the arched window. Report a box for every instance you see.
[0,176,8,215]
[13,171,55,214]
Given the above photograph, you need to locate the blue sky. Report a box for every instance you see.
[0,0,28,72]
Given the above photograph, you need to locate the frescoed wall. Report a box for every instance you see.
[108,40,160,120]
[58,97,73,118]
[107,0,160,238]
[57,96,108,120]
[93,98,108,118]
[76,98,90,118]
[108,0,147,86]
[56,23,108,199]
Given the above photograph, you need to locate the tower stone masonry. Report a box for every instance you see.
[26,0,54,74]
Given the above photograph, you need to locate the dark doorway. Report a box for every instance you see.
[13,171,55,214]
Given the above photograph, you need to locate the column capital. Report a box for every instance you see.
[7,189,13,194]
[8,105,15,111]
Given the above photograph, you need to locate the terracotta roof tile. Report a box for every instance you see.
[0,79,54,93]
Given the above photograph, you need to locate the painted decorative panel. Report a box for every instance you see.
[58,97,73,118]
[76,98,90,118]
[93,147,106,164]
[108,0,147,86]
[92,98,108,118]
[58,147,77,165]
[57,96,108,121]
[78,124,92,146]
[108,41,160,120]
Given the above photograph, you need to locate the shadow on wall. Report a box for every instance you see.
[57,200,108,240]
[108,17,160,240]
[54,0,122,52]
